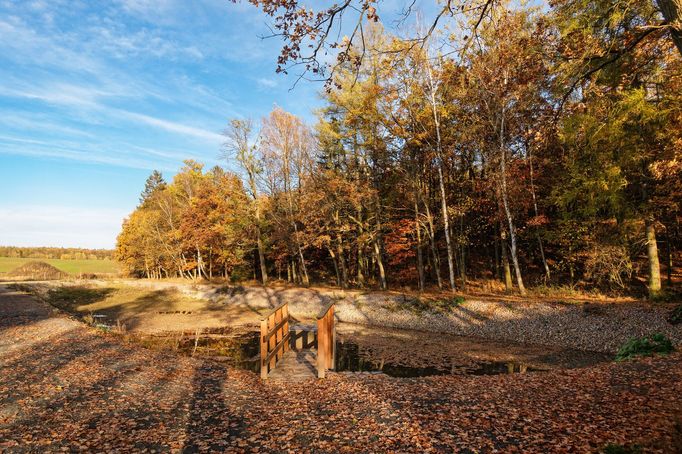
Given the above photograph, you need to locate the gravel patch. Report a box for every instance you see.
[13,279,682,354]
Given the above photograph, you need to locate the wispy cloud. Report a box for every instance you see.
[0,82,118,109]
[0,80,224,144]
[120,112,223,143]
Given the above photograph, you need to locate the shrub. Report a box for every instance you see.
[7,261,68,280]
[601,443,642,454]
[615,333,674,361]
[584,245,632,289]
[669,305,682,326]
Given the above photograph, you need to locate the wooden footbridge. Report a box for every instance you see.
[259,301,336,381]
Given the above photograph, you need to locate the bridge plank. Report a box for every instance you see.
[267,349,318,382]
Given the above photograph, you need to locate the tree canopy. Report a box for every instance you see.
[117,1,681,297]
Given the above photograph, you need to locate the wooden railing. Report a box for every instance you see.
[260,302,290,379]
[316,302,336,379]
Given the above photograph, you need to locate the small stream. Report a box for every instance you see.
[131,326,612,378]
[334,341,544,377]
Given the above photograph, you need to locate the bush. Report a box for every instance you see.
[584,245,632,289]
[669,305,682,325]
[601,443,642,454]
[615,333,674,361]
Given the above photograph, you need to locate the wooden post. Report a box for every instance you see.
[316,302,336,378]
[274,307,282,362]
[317,316,327,379]
[283,304,290,352]
[326,310,333,369]
[260,319,268,380]
[331,305,336,370]
[267,311,276,371]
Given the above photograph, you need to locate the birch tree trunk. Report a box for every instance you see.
[646,217,662,297]
[528,145,550,280]
[415,200,426,291]
[422,188,443,289]
[356,209,365,286]
[373,239,387,290]
[498,105,526,295]
[336,233,348,288]
[329,248,341,287]
[500,225,513,291]
[255,203,268,284]
[426,59,456,292]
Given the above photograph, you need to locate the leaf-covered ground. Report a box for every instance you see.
[1,286,681,453]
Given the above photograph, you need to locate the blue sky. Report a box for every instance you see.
[0,0,328,248]
[0,0,450,249]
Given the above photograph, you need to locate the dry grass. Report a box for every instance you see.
[6,261,69,280]
[45,285,211,318]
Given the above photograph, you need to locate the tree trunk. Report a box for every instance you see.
[646,217,662,297]
[423,196,443,289]
[494,227,501,279]
[500,170,526,295]
[657,0,682,56]
[374,239,387,290]
[209,247,214,280]
[498,106,526,296]
[291,259,298,284]
[666,229,673,286]
[415,201,425,291]
[459,216,466,289]
[500,225,513,292]
[255,222,268,285]
[336,234,348,288]
[528,144,550,280]
[437,158,456,292]
[425,57,456,292]
[329,248,341,287]
[292,227,309,286]
[460,245,466,289]
[372,188,387,291]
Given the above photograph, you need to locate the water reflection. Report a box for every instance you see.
[135,327,608,378]
[334,341,543,377]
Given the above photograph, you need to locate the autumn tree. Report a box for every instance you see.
[223,119,269,284]
[260,107,315,286]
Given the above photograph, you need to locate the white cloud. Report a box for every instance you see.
[119,0,176,16]
[0,135,178,171]
[0,81,224,144]
[0,83,116,109]
[0,113,96,138]
[257,77,278,89]
[85,24,205,60]
[121,112,224,143]
[0,205,129,249]
[0,17,104,75]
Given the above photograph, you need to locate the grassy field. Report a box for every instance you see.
[0,257,119,275]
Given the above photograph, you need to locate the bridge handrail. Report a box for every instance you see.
[260,302,290,379]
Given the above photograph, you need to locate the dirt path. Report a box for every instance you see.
[1,285,681,452]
